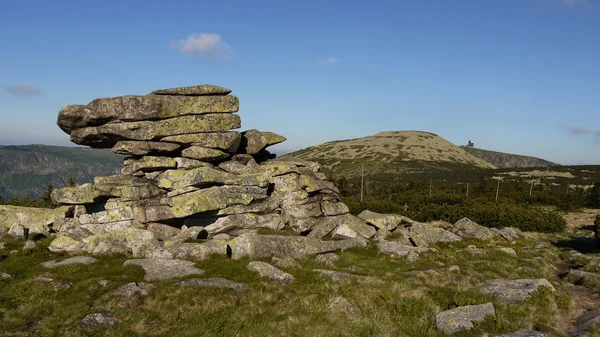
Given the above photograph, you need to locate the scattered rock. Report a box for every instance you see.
[478,279,555,303]
[574,310,600,336]
[81,313,119,329]
[108,282,153,297]
[98,280,110,287]
[42,256,98,269]
[452,218,497,241]
[357,210,403,231]
[498,247,517,257]
[406,222,462,247]
[8,224,26,239]
[314,269,366,281]
[406,251,420,262]
[327,296,357,316]
[48,236,85,254]
[435,302,495,334]
[272,256,301,269]
[565,269,600,284]
[175,278,248,292]
[123,259,204,281]
[448,265,461,272]
[315,253,339,267]
[247,261,294,284]
[23,240,36,250]
[377,241,427,258]
[1,272,13,280]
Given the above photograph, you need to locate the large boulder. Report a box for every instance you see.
[161,132,241,152]
[240,130,286,155]
[247,261,294,284]
[228,233,367,260]
[452,218,497,241]
[58,94,239,133]
[406,222,462,247]
[70,114,241,148]
[203,213,285,236]
[0,205,71,236]
[150,84,232,96]
[435,303,496,334]
[83,228,159,257]
[478,279,555,303]
[157,166,270,190]
[112,141,180,156]
[123,259,205,281]
[357,210,404,231]
[165,185,268,218]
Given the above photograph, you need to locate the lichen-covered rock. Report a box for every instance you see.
[161,132,241,152]
[48,236,85,254]
[83,228,158,257]
[496,331,555,337]
[315,253,339,267]
[157,166,271,190]
[8,224,26,239]
[155,241,227,260]
[181,146,230,161]
[240,130,286,155]
[58,94,239,133]
[107,282,153,297]
[122,156,177,175]
[166,185,268,218]
[228,233,367,260]
[150,84,232,96]
[357,210,404,231]
[435,303,495,334]
[70,114,241,148]
[406,222,462,247]
[247,261,294,284]
[320,201,349,216]
[478,279,555,303]
[204,213,285,235]
[0,205,71,235]
[452,218,497,241]
[112,141,180,156]
[377,241,428,258]
[146,223,181,241]
[123,259,205,281]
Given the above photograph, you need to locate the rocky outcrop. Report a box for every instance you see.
[26,84,377,260]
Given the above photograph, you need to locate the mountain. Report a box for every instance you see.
[0,145,123,199]
[460,146,558,169]
[286,131,497,181]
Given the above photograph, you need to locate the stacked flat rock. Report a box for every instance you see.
[47,84,376,258]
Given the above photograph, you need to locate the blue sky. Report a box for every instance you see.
[0,0,598,164]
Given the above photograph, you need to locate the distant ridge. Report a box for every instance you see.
[0,145,123,199]
[460,146,558,169]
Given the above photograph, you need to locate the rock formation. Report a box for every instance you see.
[37,84,376,258]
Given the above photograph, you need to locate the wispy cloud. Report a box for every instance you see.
[172,33,233,58]
[317,57,340,65]
[595,130,600,137]
[567,126,592,135]
[562,0,590,6]
[5,85,42,96]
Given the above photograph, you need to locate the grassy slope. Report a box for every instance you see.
[286,131,497,180]
[0,229,586,337]
[461,146,558,169]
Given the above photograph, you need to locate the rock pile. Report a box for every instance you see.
[43,84,376,258]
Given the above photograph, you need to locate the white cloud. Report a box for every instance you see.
[5,85,42,96]
[317,57,340,65]
[173,33,233,58]
[562,0,590,6]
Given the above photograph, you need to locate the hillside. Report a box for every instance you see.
[0,145,123,199]
[286,131,497,181]
[461,146,558,169]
